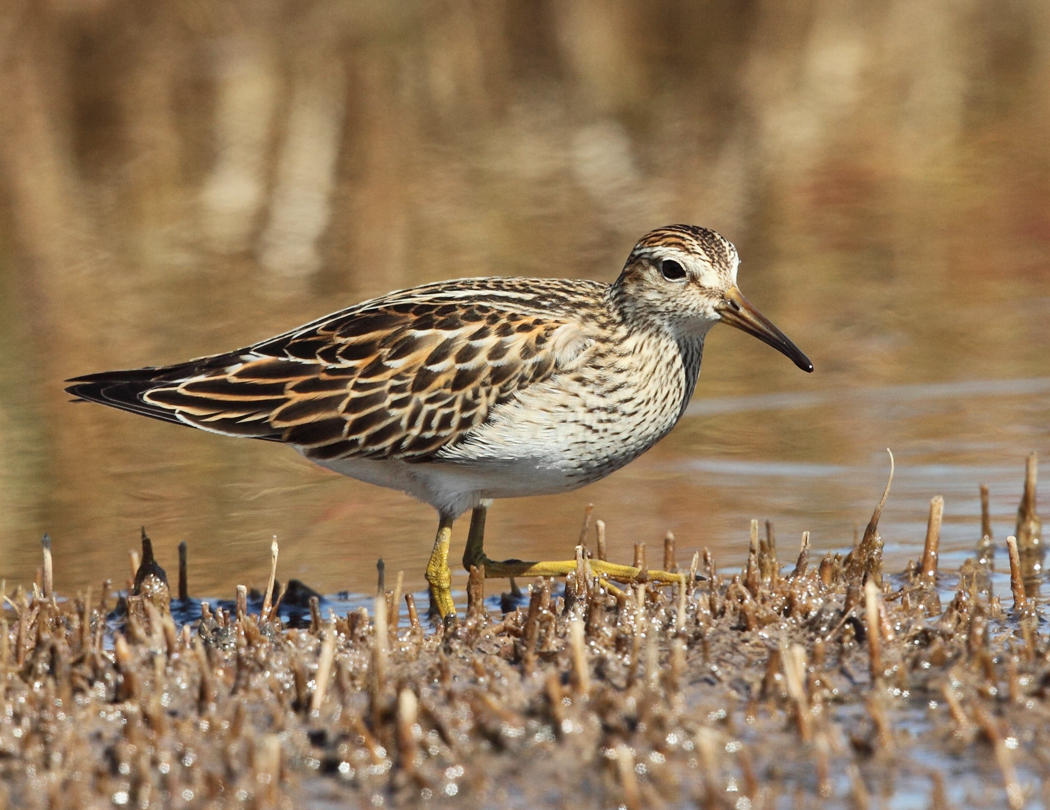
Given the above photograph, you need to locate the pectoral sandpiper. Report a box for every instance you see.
[67,225,812,617]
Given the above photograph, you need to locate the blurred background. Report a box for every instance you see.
[1,0,1047,597]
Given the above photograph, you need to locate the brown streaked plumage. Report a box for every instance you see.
[67,225,812,617]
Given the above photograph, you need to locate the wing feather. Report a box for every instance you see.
[66,279,603,458]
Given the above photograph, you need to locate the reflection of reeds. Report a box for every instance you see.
[4,1,1048,283]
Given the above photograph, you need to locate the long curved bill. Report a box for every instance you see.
[716,286,813,372]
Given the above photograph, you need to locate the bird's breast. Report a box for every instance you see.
[436,330,700,484]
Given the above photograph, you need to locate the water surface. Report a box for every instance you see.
[0,2,1047,599]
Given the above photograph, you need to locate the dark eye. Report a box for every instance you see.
[660,259,686,282]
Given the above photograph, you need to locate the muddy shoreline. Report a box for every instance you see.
[1,455,1045,808]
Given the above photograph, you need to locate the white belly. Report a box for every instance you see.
[310,451,584,518]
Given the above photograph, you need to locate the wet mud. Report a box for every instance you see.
[1,454,1046,809]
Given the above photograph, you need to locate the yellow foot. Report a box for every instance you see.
[470,554,687,588]
[458,503,687,590]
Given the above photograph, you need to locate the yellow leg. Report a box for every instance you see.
[426,514,456,618]
[460,502,686,588]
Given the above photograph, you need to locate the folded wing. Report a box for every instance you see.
[67,294,590,461]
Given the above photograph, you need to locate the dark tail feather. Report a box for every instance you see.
[67,357,289,441]
[66,368,193,427]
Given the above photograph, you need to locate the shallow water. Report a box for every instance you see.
[4,371,1045,601]
[0,2,1047,599]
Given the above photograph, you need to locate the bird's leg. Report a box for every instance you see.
[461,501,491,572]
[425,513,456,619]
[461,501,687,588]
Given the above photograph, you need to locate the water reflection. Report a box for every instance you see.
[0,1,1047,597]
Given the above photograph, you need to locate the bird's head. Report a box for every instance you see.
[612,225,813,372]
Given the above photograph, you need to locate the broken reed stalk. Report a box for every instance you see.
[973,704,1024,810]
[396,688,419,775]
[930,772,949,810]
[664,531,676,572]
[695,728,722,808]
[645,625,659,690]
[760,647,782,700]
[745,519,760,594]
[781,643,811,742]
[920,496,944,580]
[848,763,871,808]
[980,483,992,537]
[762,519,778,581]
[814,731,832,800]
[818,555,835,586]
[1005,536,1029,615]
[688,551,700,591]
[568,615,590,696]
[390,570,404,640]
[177,540,188,601]
[404,593,420,630]
[676,577,687,630]
[370,590,388,721]
[792,531,810,578]
[78,588,92,651]
[262,538,278,622]
[235,585,248,624]
[0,616,9,669]
[308,596,321,634]
[310,618,337,714]
[578,503,594,550]
[467,564,485,619]
[521,587,542,675]
[573,545,587,598]
[113,634,138,701]
[614,744,641,810]
[1015,453,1042,573]
[940,683,970,733]
[977,484,994,567]
[864,579,882,683]
[595,520,607,561]
[41,534,53,599]
[666,637,686,695]
[256,735,282,807]
[866,691,894,754]
[845,449,894,586]
[271,580,289,619]
[1015,452,1040,541]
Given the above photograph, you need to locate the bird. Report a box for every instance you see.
[67,225,812,617]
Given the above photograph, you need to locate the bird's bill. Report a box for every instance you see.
[716,286,813,372]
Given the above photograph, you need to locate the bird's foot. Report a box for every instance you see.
[466,551,688,589]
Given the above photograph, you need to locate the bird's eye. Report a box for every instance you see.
[660,259,686,282]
